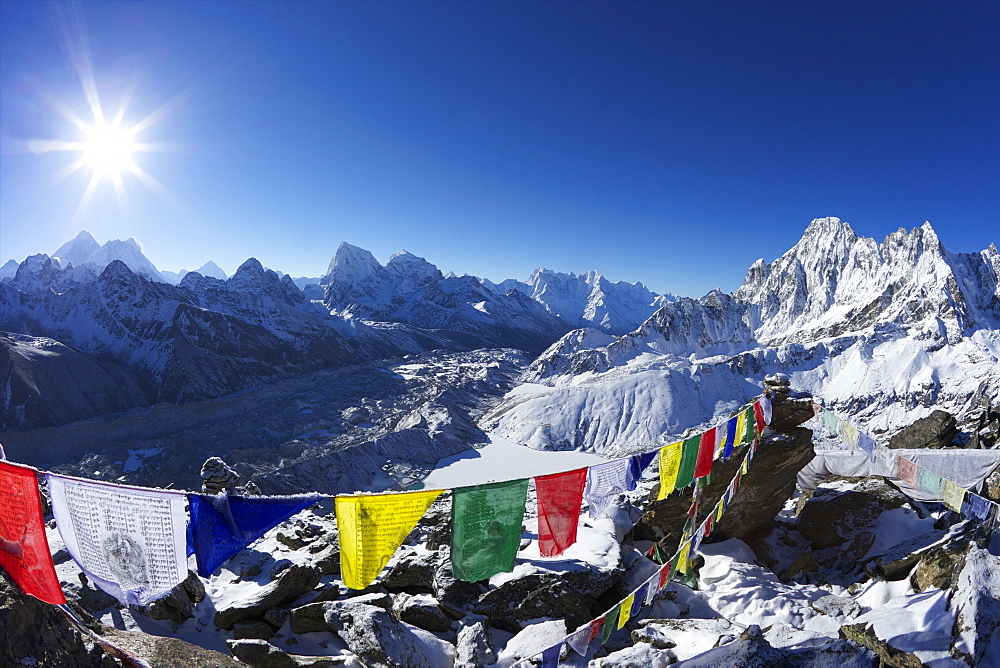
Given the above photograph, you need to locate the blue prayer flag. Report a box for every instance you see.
[541,643,561,667]
[723,417,737,460]
[187,492,320,577]
[629,451,657,484]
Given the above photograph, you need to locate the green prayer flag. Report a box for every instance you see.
[451,479,529,582]
[601,605,619,643]
[676,436,700,490]
[745,407,756,441]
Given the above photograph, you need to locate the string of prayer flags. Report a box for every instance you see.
[675,540,692,576]
[857,432,877,460]
[722,416,738,460]
[47,474,188,606]
[617,593,635,629]
[744,406,757,442]
[583,459,635,518]
[822,409,839,437]
[735,410,748,446]
[535,468,587,557]
[657,442,683,500]
[0,461,65,605]
[943,480,967,513]
[629,451,657,482]
[916,467,944,498]
[676,436,700,490]
[336,489,442,589]
[187,492,321,578]
[451,479,529,582]
[896,456,919,487]
[694,428,717,479]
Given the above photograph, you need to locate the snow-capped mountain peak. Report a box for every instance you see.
[194,260,227,280]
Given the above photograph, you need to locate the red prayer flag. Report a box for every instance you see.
[896,456,919,487]
[694,428,716,478]
[535,468,587,557]
[658,562,671,589]
[0,461,65,605]
[753,401,766,434]
[587,618,604,644]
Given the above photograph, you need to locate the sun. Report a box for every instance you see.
[81,121,138,178]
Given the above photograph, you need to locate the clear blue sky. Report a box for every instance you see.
[1,1,997,296]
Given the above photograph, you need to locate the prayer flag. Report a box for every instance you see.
[337,489,442,589]
[0,462,64,605]
[822,409,838,437]
[629,451,657,482]
[617,594,634,629]
[675,540,691,575]
[535,468,587,557]
[734,411,747,446]
[963,493,993,523]
[744,407,756,442]
[714,499,724,522]
[694,428,716,479]
[722,417,737,460]
[857,432,877,459]
[601,606,618,643]
[541,643,561,668]
[753,400,766,434]
[47,474,188,606]
[842,422,858,449]
[657,442,683,500]
[566,623,593,656]
[896,456,919,487]
[631,583,646,616]
[451,479,528,582]
[644,575,659,604]
[584,459,634,518]
[188,492,320,578]
[760,394,772,425]
[943,480,966,513]
[676,436,700,490]
[740,457,749,475]
[655,562,669,590]
[915,468,943,498]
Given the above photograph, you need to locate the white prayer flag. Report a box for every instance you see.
[47,474,188,606]
[583,459,634,518]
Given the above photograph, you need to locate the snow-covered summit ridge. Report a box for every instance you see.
[737,217,999,345]
[486,218,1000,453]
[51,230,166,283]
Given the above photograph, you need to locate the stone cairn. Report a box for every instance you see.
[201,456,240,494]
[764,373,792,402]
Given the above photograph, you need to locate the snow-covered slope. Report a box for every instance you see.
[484,219,1000,453]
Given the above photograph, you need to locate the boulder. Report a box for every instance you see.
[322,599,454,668]
[432,562,484,618]
[475,570,613,633]
[100,627,241,666]
[232,620,276,640]
[888,410,957,449]
[382,548,441,594]
[392,593,454,632]
[133,569,205,624]
[912,542,970,591]
[215,565,322,629]
[0,571,118,667]
[796,478,908,552]
[455,615,497,668]
[950,544,1000,666]
[226,639,297,668]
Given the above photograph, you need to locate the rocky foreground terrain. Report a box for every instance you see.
[3,394,998,667]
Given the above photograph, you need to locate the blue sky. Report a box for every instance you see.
[1,1,997,296]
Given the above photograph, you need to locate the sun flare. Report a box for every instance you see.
[81,121,137,178]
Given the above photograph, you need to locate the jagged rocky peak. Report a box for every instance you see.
[226,258,304,303]
[735,217,994,345]
[0,258,20,280]
[324,242,385,283]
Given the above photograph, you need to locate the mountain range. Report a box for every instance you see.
[1,219,997,467]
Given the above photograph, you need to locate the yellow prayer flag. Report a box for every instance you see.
[714,500,724,522]
[942,480,966,513]
[734,411,747,446]
[740,456,749,475]
[657,442,683,500]
[336,489,443,590]
[617,594,634,629]
[676,541,692,575]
